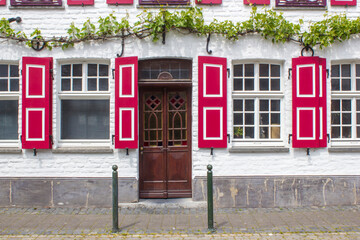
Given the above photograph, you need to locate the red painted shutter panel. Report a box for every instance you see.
[0,0,5,5]
[68,0,93,5]
[195,0,221,4]
[331,0,356,5]
[198,56,227,148]
[292,56,327,148]
[244,0,270,5]
[107,0,133,4]
[115,57,138,149]
[22,57,53,149]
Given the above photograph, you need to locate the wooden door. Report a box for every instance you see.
[139,87,192,198]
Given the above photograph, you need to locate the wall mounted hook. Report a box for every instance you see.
[206,33,212,55]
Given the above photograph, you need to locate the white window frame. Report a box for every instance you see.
[0,61,20,148]
[330,61,360,147]
[56,60,111,148]
[231,60,285,147]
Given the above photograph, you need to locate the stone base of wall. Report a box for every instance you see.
[193,176,360,208]
[0,177,138,207]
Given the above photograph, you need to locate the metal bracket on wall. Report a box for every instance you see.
[112,134,115,145]
[116,30,125,58]
[162,14,166,45]
[210,147,214,155]
[206,33,212,55]
[126,147,129,156]
[288,134,292,144]
[327,133,331,143]
[33,148,37,156]
[288,68,292,80]
[227,68,230,78]
[227,134,231,143]
[306,148,310,155]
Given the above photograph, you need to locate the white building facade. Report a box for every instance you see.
[0,0,360,207]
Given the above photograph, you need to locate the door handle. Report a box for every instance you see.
[140,146,143,155]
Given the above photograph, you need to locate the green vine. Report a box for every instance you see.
[1,7,360,50]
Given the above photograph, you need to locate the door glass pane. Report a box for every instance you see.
[144,93,163,147]
[168,91,187,146]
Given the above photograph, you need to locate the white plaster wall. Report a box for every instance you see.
[0,0,360,177]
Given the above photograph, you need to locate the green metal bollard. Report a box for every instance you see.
[207,164,215,233]
[112,165,119,233]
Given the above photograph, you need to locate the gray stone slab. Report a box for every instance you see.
[0,180,10,206]
[53,179,88,207]
[11,179,52,207]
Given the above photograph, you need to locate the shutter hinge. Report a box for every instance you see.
[227,133,231,143]
[50,135,54,145]
[20,134,22,143]
[112,134,115,145]
[50,69,54,80]
[288,134,292,144]
[288,68,292,80]
[227,68,230,78]
[326,69,329,78]
[327,133,330,143]
[112,69,115,80]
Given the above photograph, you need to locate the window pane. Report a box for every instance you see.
[0,100,18,139]
[357,79,360,91]
[357,100,360,111]
[61,100,109,139]
[332,79,340,91]
[357,64,360,77]
[260,78,269,90]
[0,79,8,91]
[271,113,280,124]
[73,78,82,91]
[233,99,243,111]
[99,64,108,76]
[331,65,340,77]
[260,127,269,139]
[61,78,71,91]
[357,127,360,138]
[332,100,340,111]
[233,127,243,139]
[245,127,254,138]
[234,78,243,91]
[342,64,351,77]
[245,78,254,90]
[259,64,269,77]
[260,100,268,111]
[260,113,269,125]
[331,126,340,138]
[245,113,254,125]
[234,113,243,125]
[271,79,280,91]
[99,78,108,91]
[342,100,351,111]
[342,79,351,91]
[331,113,340,124]
[234,65,243,77]
[271,100,280,111]
[73,64,82,77]
[0,65,8,77]
[342,127,351,138]
[271,127,280,139]
[10,79,19,92]
[342,113,351,124]
[88,64,97,76]
[61,65,71,77]
[88,78,97,91]
[245,64,254,77]
[271,65,280,77]
[10,65,19,77]
[357,113,360,124]
[245,100,254,111]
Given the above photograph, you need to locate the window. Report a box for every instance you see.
[59,62,110,143]
[0,64,19,143]
[232,62,283,144]
[275,0,326,7]
[139,0,188,5]
[11,0,62,6]
[331,63,360,143]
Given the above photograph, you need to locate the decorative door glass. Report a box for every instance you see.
[168,92,187,146]
[144,92,163,147]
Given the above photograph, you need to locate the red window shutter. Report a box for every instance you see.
[68,0,93,5]
[195,0,221,4]
[244,0,269,5]
[0,0,5,5]
[198,56,227,148]
[22,57,53,149]
[331,0,355,5]
[292,56,327,148]
[115,57,138,149]
[107,0,132,4]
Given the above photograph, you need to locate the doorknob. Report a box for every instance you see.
[140,146,143,155]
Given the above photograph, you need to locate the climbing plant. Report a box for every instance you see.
[1,6,360,50]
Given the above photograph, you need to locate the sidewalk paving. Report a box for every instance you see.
[0,199,359,239]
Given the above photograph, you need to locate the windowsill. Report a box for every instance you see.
[229,146,289,153]
[53,147,113,153]
[273,6,327,10]
[328,147,360,153]
[9,5,64,9]
[0,148,22,153]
